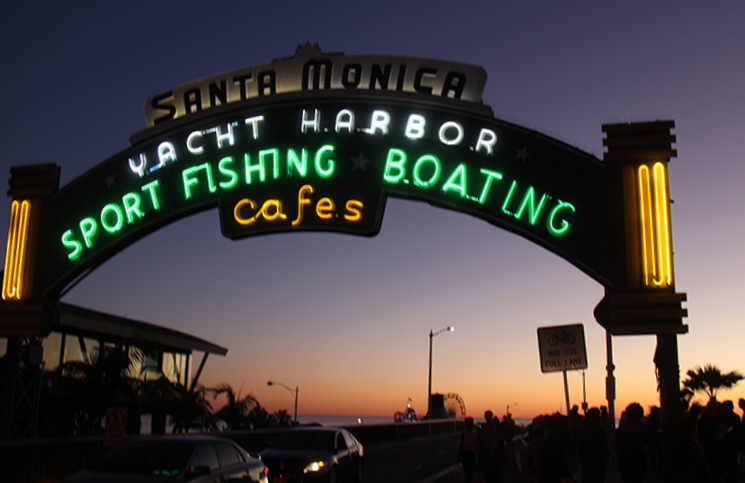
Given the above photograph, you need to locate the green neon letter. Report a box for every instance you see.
[100,204,124,234]
[218,156,238,190]
[79,217,97,249]
[442,163,468,198]
[413,154,440,188]
[122,192,142,223]
[478,169,503,204]
[501,180,518,216]
[243,153,265,184]
[141,180,161,210]
[315,145,335,178]
[287,148,308,177]
[62,230,82,261]
[514,187,548,225]
[259,148,280,180]
[383,148,406,183]
[547,201,575,237]
[182,163,217,200]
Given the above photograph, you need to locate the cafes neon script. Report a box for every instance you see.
[59,104,578,262]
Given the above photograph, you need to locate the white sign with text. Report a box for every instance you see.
[537,324,588,373]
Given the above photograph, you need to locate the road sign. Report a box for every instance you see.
[537,324,588,373]
[104,407,128,447]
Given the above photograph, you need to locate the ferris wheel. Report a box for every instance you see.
[443,392,466,418]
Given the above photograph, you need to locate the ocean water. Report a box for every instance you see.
[296,415,536,428]
[296,415,392,426]
[138,414,537,433]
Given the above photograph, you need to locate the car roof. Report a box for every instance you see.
[123,435,241,445]
[284,427,343,433]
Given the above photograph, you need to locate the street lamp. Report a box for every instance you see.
[267,380,298,423]
[427,326,454,418]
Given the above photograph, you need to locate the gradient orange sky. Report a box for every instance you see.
[3,2,744,422]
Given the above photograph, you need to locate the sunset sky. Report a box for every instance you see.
[2,2,744,421]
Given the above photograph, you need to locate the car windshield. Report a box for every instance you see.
[272,430,335,451]
[94,439,194,476]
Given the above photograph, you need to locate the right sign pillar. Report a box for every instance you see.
[595,121,687,477]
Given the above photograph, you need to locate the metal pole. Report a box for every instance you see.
[294,386,298,423]
[267,380,298,423]
[582,370,587,412]
[563,370,571,415]
[427,330,433,418]
[606,330,616,424]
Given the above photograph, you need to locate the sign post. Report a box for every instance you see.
[537,324,588,414]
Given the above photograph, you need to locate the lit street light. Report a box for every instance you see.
[267,380,298,423]
[427,326,454,418]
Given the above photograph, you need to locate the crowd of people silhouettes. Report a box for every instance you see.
[457,399,745,482]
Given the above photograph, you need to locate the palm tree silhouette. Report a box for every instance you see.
[682,364,744,401]
[210,383,259,430]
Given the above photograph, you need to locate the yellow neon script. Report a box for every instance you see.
[2,199,32,300]
[638,163,672,287]
[233,184,363,227]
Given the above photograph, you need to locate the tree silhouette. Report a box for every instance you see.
[682,364,744,401]
[170,383,215,433]
[247,403,273,429]
[210,383,259,430]
[272,409,293,427]
[140,375,180,434]
[39,345,140,435]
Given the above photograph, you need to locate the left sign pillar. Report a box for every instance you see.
[1,163,60,439]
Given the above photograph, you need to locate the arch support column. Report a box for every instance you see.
[596,121,687,481]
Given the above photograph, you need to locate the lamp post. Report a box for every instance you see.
[427,326,454,418]
[267,380,298,423]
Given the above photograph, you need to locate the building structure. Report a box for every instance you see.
[0,294,227,439]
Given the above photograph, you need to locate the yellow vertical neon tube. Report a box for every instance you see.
[2,199,31,300]
[637,163,673,288]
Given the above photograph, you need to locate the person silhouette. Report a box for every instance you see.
[459,417,479,483]
[580,408,609,483]
[477,410,505,482]
[615,403,647,483]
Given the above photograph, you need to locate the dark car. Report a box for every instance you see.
[259,427,363,483]
[64,435,269,482]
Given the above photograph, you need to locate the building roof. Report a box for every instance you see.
[55,302,228,356]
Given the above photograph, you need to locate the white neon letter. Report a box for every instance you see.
[439,121,464,146]
[366,110,390,135]
[335,109,355,133]
[128,153,147,177]
[301,109,321,133]
[213,122,238,149]
[187,130,204,155]
[155,142,177,171]
[475,129,497,155]
[244,115,265,139]
[405,114,426,140]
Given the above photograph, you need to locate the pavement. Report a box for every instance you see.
[417,436,666,483]
[422,461,664,483]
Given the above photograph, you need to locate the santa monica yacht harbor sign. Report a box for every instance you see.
[4,44,686,340]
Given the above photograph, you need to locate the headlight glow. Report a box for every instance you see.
[303,460,327,473]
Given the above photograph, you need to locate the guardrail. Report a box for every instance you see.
[0,419,463,483]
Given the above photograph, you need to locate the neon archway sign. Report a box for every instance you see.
[3,44,686,338]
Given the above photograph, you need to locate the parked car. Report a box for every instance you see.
[260,427,363,482]
[64,435,269,482]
